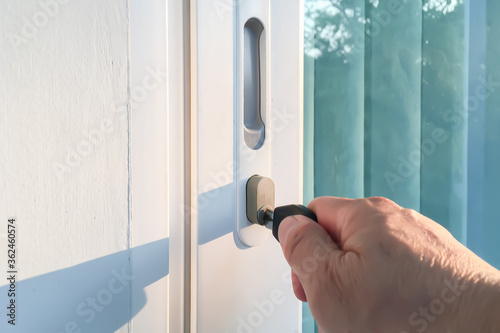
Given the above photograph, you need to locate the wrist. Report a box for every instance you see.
[453,271,500,333]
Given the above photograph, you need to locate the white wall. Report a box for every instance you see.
[0,0,171,332]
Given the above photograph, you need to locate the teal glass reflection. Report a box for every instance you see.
[303,0,500,330]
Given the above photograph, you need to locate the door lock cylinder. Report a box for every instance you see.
[246,175,318,242]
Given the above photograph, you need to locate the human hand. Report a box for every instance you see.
[278,197,500,333]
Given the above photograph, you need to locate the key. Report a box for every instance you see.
[260,204,318,242]
[246,175,318,242]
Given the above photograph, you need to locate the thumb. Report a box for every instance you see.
[278,215,342,298]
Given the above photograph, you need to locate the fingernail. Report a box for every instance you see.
[278,216,300,244]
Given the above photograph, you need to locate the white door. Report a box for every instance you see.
[188,0,305,331]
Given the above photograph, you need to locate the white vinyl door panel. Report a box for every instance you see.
[193,0,304,332]
[129,0,174,331]
[1,1,182,332]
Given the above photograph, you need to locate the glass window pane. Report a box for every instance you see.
[303,0,500,328]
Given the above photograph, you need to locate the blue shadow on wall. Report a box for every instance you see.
[0,238,169,333]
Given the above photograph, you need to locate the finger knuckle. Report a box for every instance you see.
[401,207,419,220]
[367,196,395,206]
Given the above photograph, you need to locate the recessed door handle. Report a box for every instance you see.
[243,18,266,150]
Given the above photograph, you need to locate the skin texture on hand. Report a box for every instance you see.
[278,197,500,333]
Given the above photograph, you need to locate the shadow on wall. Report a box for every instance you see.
[197,182,253,250]
[0,183,257,332]
[0,238,169,333]
[198,183,237,246]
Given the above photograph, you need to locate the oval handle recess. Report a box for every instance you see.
[243,18,265,150]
